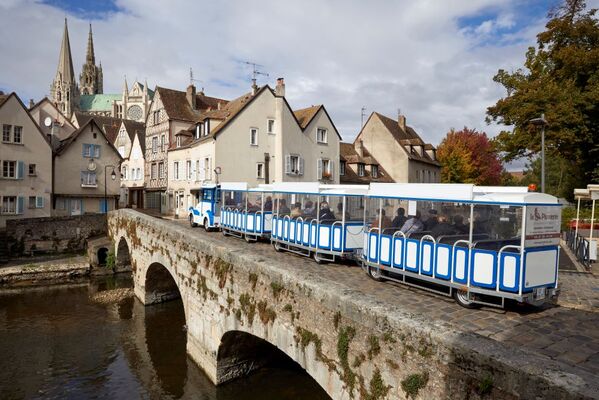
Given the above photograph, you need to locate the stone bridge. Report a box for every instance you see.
[109,209,598,400]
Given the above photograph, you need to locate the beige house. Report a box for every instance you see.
[116,120,145,208]
[0,93,53,227]
[344,112,440,184]
[53,119,122,215]
[168,78,341,217]
[144,85,227,212]
[29,97,77,145]
[339,142,393,184]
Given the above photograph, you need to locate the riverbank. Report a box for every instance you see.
[0,255,131,288]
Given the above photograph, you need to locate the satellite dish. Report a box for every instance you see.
[44,117,52,127]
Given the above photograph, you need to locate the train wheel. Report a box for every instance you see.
[189,215,198,227]
[453,289,479,309]
[273,242,281,252]
[244,234,253,243]
[367,265,384,282]
[203,218,210,232]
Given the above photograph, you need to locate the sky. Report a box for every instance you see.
[1,0,594,169]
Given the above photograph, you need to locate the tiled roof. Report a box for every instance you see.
[56,119,122,160]
[79,94,121,111]
[156,86,228,123]
[121,119,146,154]
[73,112,124,143]
[371,112,440,166]
[0,93,9,107]
[293,105,321,128]
[339,142,393,184]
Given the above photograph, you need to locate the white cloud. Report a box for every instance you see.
[0,0,550,147]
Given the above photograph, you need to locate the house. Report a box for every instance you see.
[0,93,53,227]
[167,78,341,217]
[339,142,393,184]
[348,112,440,183]
[116,120,145,208]
[144,84,228,213]
[29,97,77,145]
[53,119,122,215]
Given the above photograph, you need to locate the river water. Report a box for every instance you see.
[0,276,330,400]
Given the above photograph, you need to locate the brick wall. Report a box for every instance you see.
[6,214,107,256]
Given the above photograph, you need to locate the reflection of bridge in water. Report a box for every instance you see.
[111,209,599,400]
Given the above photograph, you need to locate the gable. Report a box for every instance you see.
[0,93,51,150]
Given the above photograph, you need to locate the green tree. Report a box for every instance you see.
[487,0,599,194]
[519,152,578,199]
[437,127,503,185]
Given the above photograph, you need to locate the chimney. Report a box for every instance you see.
[186,84,196,109]
[251,79,258,95]
[398,114,406,131]
[357,139,365,157]
[29,99,35,108]
[275,78,285,97]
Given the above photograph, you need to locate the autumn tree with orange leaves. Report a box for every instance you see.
[437,127,503,185]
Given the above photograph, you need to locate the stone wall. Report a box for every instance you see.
[6,214,107,257]
[109,209,599,400]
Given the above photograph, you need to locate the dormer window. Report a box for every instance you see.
[317,128,328,144]
[340,161,346,176]
[357,163,365,177]
[267,119,275,134]
[195,125,201,139]
[371,165,378,178]
[176,136,181,148]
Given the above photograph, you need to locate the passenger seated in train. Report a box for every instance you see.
[337,202,351,221]
[278,199,291,215]
[430,215,456,237]
[400,211,424,236]
[392,207,407,228]
[371,208,392,230]
[303,201,316,219]
[452,214,469,234]
[423,209,438,231]
[318,201,336,223]
[290,202,302,219]
[264,196,273,211]
[473,211,490,234]
[247,198,262,212]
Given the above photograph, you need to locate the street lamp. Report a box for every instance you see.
[104,165,117,214]
[530,114,548,193]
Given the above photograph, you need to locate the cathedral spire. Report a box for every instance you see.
[86,23,95,65]
[57,18,75,85]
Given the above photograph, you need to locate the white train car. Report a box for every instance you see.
[219,182,274,242]
[270,182,369,263]
[361,183,562,308]
[189,183,220,230]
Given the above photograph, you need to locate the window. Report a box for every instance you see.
[136,168,141,180]
[29,196,36,209]
[250,128,258,146]
[372,165,378,178]
[158,162,165,179]
[81,171,97,187]
[118,146,125,157]
[28,164,36,176]
[151,163,157,179]
[186,160,192,180]
[195,160,200,181]
[256,162,264,179]
[340,161,346,176]
[13,126,22,143]
[82,144,100,158]
[152,137,158,153]
[319,158,333,180]
[317,128,328,144]
[173,161,179,180]
[153,110,160,125]
[161,134,166,152]
[176,136,181,148]
[357,163,365,177]
[2,125,11,142]
[204,157,211,180]
[2,196,16,214]
[2,160,16,178]
[36,196,44,209]
[122,167,127,180]
[285,154,303,175]
[267,119,275,134]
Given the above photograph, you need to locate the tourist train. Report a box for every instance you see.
[190,182,562,308]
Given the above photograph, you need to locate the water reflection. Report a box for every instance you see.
[0,276,330,400]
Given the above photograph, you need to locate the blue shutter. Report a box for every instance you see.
[82,144,88,157]
[17,161,24,179]
[17,196,24,214]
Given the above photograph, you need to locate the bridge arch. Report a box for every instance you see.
[143,261,184,308]
[216,330,330,398]
[115,236,131,268]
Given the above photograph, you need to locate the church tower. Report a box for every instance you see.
[79,24,103,95]
[50,18,79,118]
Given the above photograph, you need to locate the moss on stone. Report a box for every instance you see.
[382,332,396,344]
[248,272,258,291]
[352,353,366,368]
[337,325,357,395]
[257,300,276,324]
[367,335,381,360]
[238,293,256,325]
[477,374,494,396]
[401,372,429,399]
[270,281,284,299]
[214,258,233,289]
[333,311,342,330]
[385,358,399,369]
[283,304,293,312]
[363,368,391,400]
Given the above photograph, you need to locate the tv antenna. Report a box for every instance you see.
[245,61,269,87]
[189,67,204,92]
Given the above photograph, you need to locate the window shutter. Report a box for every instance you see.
[17,196,24,214]
[317,158,323,180]
[199,162,206,180]
[329,161,334,179]
[285,155,291,174]
[36,196,44,208]
[17,161,24,179]
[82,144,88,157]
[298,157,304,176]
